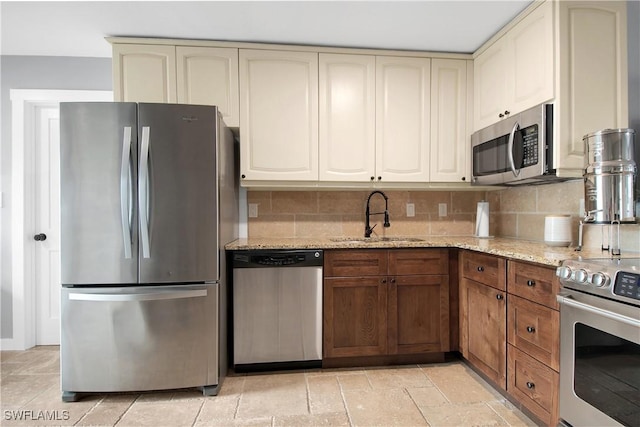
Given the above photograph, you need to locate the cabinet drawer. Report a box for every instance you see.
[460,251,506,290]
[507,345,558,426]
[507,295,559,370]
[324,250,388,277]
[390,249,448,275]
[508,260,560,309]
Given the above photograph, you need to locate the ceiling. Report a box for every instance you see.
[1,1,533,58]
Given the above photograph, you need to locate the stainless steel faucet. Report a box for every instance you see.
[365,190,390,238]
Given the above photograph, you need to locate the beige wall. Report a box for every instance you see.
[246,181,640,253]
[246,190,487,238]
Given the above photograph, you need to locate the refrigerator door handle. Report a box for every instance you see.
[120,126,133,259]
[68,289,207,302]
[139,126,151,258]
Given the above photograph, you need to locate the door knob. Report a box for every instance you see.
[34,233,47,241]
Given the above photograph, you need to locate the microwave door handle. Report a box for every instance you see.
[507,121,521,177]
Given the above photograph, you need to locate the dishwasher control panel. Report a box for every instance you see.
[233,250,323,268]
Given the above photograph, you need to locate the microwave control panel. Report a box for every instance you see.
[521,125,539,167]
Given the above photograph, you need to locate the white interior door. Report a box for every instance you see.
[34,106,61,345]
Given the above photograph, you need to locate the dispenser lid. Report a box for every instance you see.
[583,128,635,140]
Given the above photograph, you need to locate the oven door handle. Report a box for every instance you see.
[557,294,640,328]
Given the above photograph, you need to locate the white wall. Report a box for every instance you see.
[0,56,112,338]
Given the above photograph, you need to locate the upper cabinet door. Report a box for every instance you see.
[376,56,431,182]
[473,0,554,132]
[319,53,376,182]
[556,0,628,171]
[509,0,554,115]
[112,44,177,103]
[176,46,239,128]
[430,59,469,183]
[239,49,319,181]
[473,40,508,131]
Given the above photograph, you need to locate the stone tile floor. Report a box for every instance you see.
[1,346,536,426]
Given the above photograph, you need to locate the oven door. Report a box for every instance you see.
[557,290,640,427]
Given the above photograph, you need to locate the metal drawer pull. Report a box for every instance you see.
[496,294,504,300]
[477,266,485,272]
[526,381,535,389]
[527,280,536,286]
[526,326,535,333]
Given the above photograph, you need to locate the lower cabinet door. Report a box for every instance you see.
[388,275,449,354]
[508,345,559,426]
[323,276,387,358]
[465,279,507,389]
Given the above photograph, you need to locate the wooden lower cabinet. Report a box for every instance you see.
[323,276,388,357]
[323,249,449,360]
[388,275,450,354]
[508,345,559,426]
[461,278,507,389]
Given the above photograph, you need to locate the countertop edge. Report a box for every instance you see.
[224,236,625,267]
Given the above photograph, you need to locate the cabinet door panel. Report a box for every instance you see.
[376,56,430,182]
[508,295,559,370]
[388,275,449,354]
[473,40,508,131]
[389,249,448,275]
[176,46,239,127]
[324,250,388,277]
[466,279,507,389]
[557,1,628,171]
[113,44,176,103]
[430,59,469,182]
[319,54,375,181]
[508,260,559,309]
[239,49,318,181]
[323,277,387,357]
[510,0,554,113]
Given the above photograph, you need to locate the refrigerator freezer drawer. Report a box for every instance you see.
[61,283,218,394]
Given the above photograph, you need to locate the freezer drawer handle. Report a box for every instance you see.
[120,126,133,259]
[68,289,207,302]
[139,126,151,258]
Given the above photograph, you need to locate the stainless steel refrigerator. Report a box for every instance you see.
[59,102,237,402]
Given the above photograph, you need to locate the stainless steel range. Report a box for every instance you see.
[556,258,640,427]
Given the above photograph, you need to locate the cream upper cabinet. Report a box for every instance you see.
[430,59,469,183]
[176,46,239,127]
[376,56,431,182]
[473,0,554,131]
[555,0,628,172]
[239,49,319,181]
[319,53,376,182]
[113,44,177,103]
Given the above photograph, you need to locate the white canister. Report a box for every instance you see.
[544,215,572,246]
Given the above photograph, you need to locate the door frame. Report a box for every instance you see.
[5,89,112,350]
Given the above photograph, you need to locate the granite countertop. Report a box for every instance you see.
[225,236,627,267]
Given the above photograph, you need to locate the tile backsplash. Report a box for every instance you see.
[246,180,640,252]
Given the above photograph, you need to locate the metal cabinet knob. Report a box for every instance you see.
[477,266,485,272]
[496,294,504,300]
[34,233,47,241]
[527,280,536,287]
[381,278,387,284]
[526,326,536,333]
[526,381,535,389]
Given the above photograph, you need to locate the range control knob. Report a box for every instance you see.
[556,266,572,280]
[573,269,589,284]
[590,272,610,288]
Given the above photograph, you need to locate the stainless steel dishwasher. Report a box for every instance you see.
[232,249,323,372]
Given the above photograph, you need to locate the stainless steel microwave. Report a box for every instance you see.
[471,103,569,186]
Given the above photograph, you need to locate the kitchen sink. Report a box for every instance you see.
[330,236,424,244]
